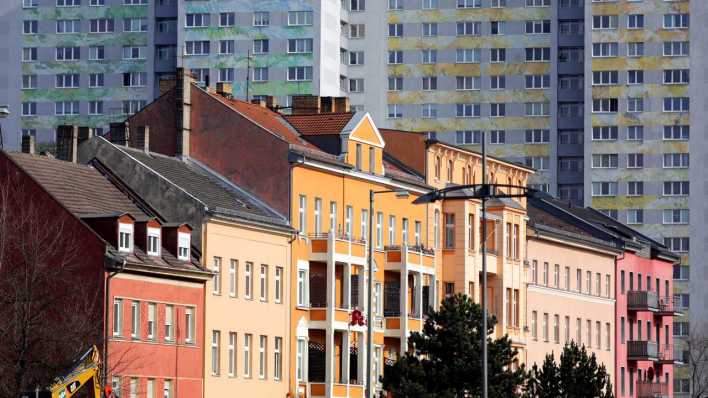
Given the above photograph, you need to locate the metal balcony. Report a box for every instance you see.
[627,340,658,361]
[637,381,669,398]
[657,296,683,316]
[657,344,676,364]
[627,290,658,312]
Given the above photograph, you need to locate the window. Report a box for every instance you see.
[113,298,123,337]
[491,0,505,6]
[457,0,481,7]
[288,11,312,26]
[422,0,438,9]
[525,156,549,170]
[627,70,644,85]
[388,23,403,37]
[490,48,506,63]
[345,206,353,238]
[627,42,644,57]
[23,20,38,34]
[288,66,313,81]
[123,72,147,87]
[457,48,481,63]
[162,304,174,342]
[388,51,403,64]
[664,69,690,85]
[490,130,505,144]
[350,24,365,38]
[554,315,560,343]
[21,102,37,117]
[564,267,571,290]
[525,47,550,62]
[296,339,306,380]
[89,73,104,88]
[273,336,282,380]
[90,103,104,117]
[543,263,549,286]
[531,311,538,340]
[543,313,549,341]
[422,22,437,36]
[244,334,252,377]
[297,269,307,307]
[57,19,81,34]
[401,218,409,245]
[627,181,644,196]
[124,0,147,4]
[184,307,195,344]
[592,126,618,140]
[289,39,313,54]
[592,42,618,57]
[628,14,644,29]
[456,104,480,118]
[252,39,269,54]
[664,209,689,225]
[663,181,689,196]
[456,22,480,36]
[525,74,550,89]
[227,332,237,377]
[674,265,690,281]
[491,21,505,35]
[663,153,689,168]
[664,237,689,252]
[592,182,617,197]
[210,257,222,295]
[186,13,210,28]
[490,75,505,90]
[56,74,80,89]
[422,76,437,90]
[444,213,455,249]
[90,18,114,33]
[88,45,106,61]
[664,13,689,29]
[259,335,267,379]
[627,125,644,141]
[22,48,37,62]
[130,301,140,339]
[123,17,147,32]
[259,265,268,302]
[627,153,644,168]
[664,97,690,112]
[422,49,437,64]
[145,303,156,340]
[185,41,210,56]
[421,104,437,119]
[56,47,81,61]
[664,41,689,57]
[526,0,549,6]
[524,102,549,116]
[526,20,551,34]
[245,262,253,299]
[23,0,38,7]
[456,130,481,145]
[592,15,618,29]
[626,97,643,113]
[211,330,221,375]
[252,11,270,26]
[456,76,480,91]
[592,98,618,113]
[252,67,268,82]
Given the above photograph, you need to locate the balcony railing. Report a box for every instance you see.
[657,344,677,364]
[637,381,669,398]
[628,340,658,361]
[657,296,683,316]
[627,290,658,312]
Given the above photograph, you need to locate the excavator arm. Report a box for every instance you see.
[21,346,103,398]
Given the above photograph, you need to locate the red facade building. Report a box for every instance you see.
[0,146,211,398]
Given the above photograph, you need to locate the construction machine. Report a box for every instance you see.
[20,345,106,398]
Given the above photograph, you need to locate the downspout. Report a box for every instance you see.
[103,253,125,395]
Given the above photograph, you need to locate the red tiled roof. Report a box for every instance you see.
[7,152,147,218]
[283,112,355,135]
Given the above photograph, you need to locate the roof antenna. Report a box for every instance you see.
[245,50,252,102]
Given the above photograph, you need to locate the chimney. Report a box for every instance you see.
[251,98,266,107]
[265,95,278,110]
[334,97,350,113]
[176,67,192,158]
[78,127,93,147]
[109,122,129,147]
[56,125,78,162]
[216,82,232,98]
[292,95,321,115]
[21,134,35,155]
[137,125,150,152]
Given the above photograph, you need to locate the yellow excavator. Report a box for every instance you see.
[20,346,106,398]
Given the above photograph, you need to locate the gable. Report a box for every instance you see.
[349,114,384,148]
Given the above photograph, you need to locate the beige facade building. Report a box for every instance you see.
[526,197,620,375]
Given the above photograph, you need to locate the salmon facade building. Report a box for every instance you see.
[118,69,533,397]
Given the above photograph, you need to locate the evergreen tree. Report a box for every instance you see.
[382,294,527,398]
[525,341,614,398]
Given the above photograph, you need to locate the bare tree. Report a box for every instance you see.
[0,166,103,397]
[684,323,708,398]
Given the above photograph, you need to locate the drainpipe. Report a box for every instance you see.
[103,252,125,395]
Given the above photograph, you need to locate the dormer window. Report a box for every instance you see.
[355,143,362,170]
[118,223,134,253]
[177,232,190,261]
[368,146,375,173]
[147,227,160,256]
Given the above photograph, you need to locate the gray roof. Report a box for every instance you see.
[119,146,288,227]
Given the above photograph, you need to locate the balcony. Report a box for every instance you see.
[637,381,669,398]
[657,344,681,364]
[309,233,367,264]
[657,296,683,316]
[628,290,659,312]
[627,340,658,361]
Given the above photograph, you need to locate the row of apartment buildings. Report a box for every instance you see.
[0,70,681,397]
[0,4,697,384]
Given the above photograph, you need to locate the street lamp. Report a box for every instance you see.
[412,134,537,398]
[366,188,409,398]
[0,105,9,150]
